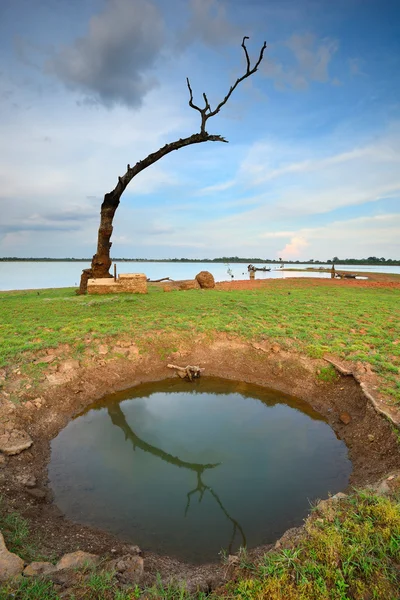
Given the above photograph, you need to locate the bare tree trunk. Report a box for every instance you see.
[91,190,121,278]
[78,37,266,293]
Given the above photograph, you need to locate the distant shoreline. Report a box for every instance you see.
[1,258,399,266]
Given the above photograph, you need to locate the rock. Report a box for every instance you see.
[376,480,390,495]
[24,401,34,410]
[0,531,24,581]
[195,271,215,289]
[56,551,99,571]
[0,430,33,455]
[58,360,80,373]
[274,526,303,550]
[331,492,347,501]
[367,434,375,442]
[316,499,335,521]
[34,355,55,365]
[46,568,82,586]
[26,487,46,501]
[271,344,281,354]
[115,554,144,584]
[24,561,57,576]
[16,473,37,488]
[98,345,108,355]
[127,545,142,556]
[339,412,352,425]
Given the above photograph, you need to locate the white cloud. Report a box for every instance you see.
[261,33,339,90]
[178,0,240,48]
[274,213,400,260]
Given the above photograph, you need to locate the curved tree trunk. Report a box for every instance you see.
[77,37,267,293]
[80,133,227,290]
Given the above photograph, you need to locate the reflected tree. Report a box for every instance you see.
[107,403,246,553]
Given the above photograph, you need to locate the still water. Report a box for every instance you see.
[1,261,399,291]
[49,378,351,563]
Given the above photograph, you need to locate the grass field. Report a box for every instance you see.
[1,280,399,401]
[1,279,400,598]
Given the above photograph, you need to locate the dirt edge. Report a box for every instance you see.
[1,336,400,586]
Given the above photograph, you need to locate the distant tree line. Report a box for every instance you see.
[1,256,399,265]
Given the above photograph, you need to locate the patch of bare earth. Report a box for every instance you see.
[1,333,400,587]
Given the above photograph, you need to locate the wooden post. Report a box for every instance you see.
[114,263,117,282]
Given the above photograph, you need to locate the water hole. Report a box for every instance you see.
[49,377,351,563]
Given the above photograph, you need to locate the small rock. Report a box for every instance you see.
[271,344,281,354]
[26,487,46,501]
[339,412,351,425]
[127,545,142,556]
[24,401,34,410]
[58,360,80,373]
[56,551,99,571]
[376,480,390,495]
[34,355,55,364]
[331,492,347,501]
[98,345,108,355]
[115,554,144,584]
[0,430,33,455]
[16,473,37,488]
[387,475,395,481]
[24,561,57,576]
[0,531,24,581]
[367,434,375,442]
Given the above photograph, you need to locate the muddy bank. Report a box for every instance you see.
[1,336,400,584]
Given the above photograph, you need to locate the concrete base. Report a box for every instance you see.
[87,273,147,294]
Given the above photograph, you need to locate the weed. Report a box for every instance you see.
[316,365,338,383]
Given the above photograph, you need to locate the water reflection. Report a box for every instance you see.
[108,402,246,553]
[49,377,351,563]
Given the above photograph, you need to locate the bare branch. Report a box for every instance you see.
[208,37,267,119]
[186,77,202,114]
[186,36,266,135]
[242,35,251,72]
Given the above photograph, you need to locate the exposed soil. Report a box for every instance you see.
[216,273,400,291]
[1,334,400,586]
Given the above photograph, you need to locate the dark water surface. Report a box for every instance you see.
[49,378,351,563]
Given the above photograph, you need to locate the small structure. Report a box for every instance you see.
[87,273,147,295]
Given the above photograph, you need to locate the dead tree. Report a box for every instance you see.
[78,37,266,293]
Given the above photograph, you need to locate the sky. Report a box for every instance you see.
[0,0,399,261]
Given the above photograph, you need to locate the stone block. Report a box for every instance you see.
[87,273,147,295]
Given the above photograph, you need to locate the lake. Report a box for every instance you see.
[1,261,399,291]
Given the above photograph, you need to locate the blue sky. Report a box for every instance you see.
[0,0,399,260]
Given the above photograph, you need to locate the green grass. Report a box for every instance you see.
[0,281,399,400]
[0,499,53,563]
[225,490,400,600]
[316,365,339,383]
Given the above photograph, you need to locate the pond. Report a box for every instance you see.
[48,377,352,564]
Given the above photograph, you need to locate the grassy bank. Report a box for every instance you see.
[1,489,399,599]
[0,280,399,401]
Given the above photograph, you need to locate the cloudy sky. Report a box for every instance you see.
[0,0,399,261]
